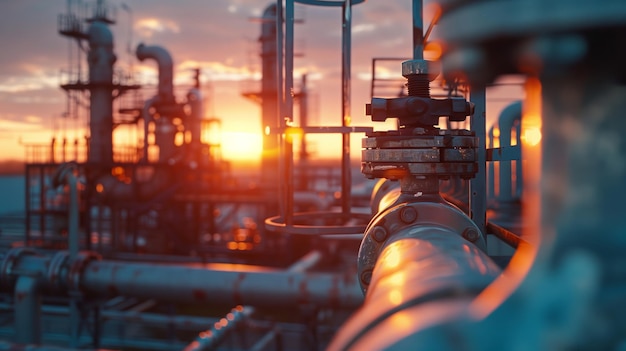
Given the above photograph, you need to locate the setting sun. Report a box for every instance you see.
[220,131,263,162]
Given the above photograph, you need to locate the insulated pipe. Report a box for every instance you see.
[87,21,116,164]
[496,101,522,203]
[136,44,174,102]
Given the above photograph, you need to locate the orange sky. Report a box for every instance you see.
[0,0,522,164]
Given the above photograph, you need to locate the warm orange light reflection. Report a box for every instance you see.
[385,245,402,269]
[388,271,406,286]
[522,126,542,146]
[424,41,443,61]
[389,289,402,305]
[471,76,542,318]
[389,311,413,331]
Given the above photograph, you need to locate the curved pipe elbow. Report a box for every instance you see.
[497,101,522,147]
[136,43,174,101]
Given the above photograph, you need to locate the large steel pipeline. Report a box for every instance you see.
[1,250,363,310]
[329,200,501,350]
[81,260,361,308]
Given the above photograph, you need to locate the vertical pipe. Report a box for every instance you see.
[14,276,41,344]
[67,172,79,258]
[284,0,295,226]
[470,87,487,234]
[260,4,280,203]
[25,166,30,246]
[341,0,352,215]
[412,0,424,60]
[276,0,286,222]
[497,101,522,203]
[487,126,495,201]
[39,168,45,238]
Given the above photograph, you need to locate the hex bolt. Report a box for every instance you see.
[360,270,372,285]
[399,206,418,224]
[372,226,388,242]
[462,228,480,242]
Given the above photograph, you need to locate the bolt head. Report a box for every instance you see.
[402,59,441,81]
[399,206,418,224]
[372,226,388,242]
[462,228,480,242]
[360,270,372,285]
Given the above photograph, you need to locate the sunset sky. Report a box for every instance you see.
[0,0,522,164]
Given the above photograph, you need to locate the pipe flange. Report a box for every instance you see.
[361,130,477,181]
[357,200,485,293]
[0,248,37,287]
[66,251,102,292]
[47,251,70,291]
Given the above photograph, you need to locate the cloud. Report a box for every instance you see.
[177,60,260,82]
[353,23,377,34]
[135,18,180,38]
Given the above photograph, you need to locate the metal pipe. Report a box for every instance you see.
[187,88,203,148]
[141,97,156,161]
[496,101,522,202]
[249,328,281,351]
[87,20,115,164]
[135,44,174,102]
[276,0,286,224]
[66,171,79,260]
[469,87,487,234]
[79,260,362,308]
[181,250,321,351]
[412,0,424,60]
[283,0,295,226]
[14,275,41,344]
[330,227,500,350]
[260,4,280,197]
[182,305,255,351]
[341,0,352,215]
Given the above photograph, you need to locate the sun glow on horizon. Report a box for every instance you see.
[220,131,263,162]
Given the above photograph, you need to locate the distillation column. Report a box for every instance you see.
[87,19,116,164]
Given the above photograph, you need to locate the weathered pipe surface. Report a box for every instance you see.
[81,261,363,308]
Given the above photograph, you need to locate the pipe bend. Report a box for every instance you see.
[497,100,522,147]
[136,43,174,100]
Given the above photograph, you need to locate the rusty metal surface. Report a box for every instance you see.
[362,135,476,149]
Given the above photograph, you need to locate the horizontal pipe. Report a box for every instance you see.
[486,221,527,249]
[81,260,362,308]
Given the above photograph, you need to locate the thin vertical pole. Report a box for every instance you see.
[341,0,352,215]
[276,0,287,223]
[470,87,487,234]
[412,0,424,60]
[284,0,295,226]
